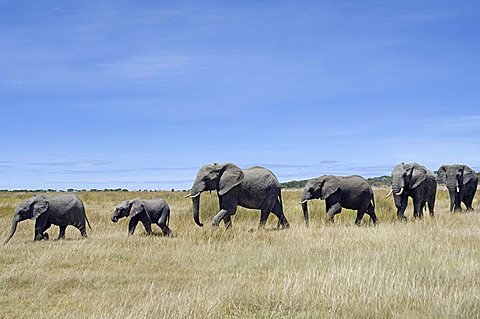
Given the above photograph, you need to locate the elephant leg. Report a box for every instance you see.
[58,225,67,240]
[138,214,152,235]
[223,215,232,229]
[427,200,435,217]
[463,191,474,211]
[212,208,235,228]
[42,222,52,240]
[271,199,290,229]
[412,197,423,219]
[258,207,270,229]
[128,218,139,235]
[157,210,172,237]
[367,203,377,224]
[354,210,365,225]
[34,218,49,241]
[395,196,408,221]
[326,202,342,223]
[465,194,475,211]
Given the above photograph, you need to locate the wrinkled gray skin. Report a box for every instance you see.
[187,163,290,229]
[300,175,377,226]
[111,198,172,236]
[437,164,477,212]
[389,162,437,220]
[4,194,90,244]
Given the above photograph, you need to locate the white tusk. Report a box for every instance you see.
[184,192,201,198]
[299,200,308,205]
[385,189,393,198]
[443,186,448,192]
[456,187,460,193]
[395,188,404,196]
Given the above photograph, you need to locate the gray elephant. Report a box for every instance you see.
[386,162,437,220]
[300,175,377,225]
[4,194,91,244]
[185,163,290,229]
[111,198,172,236]
[437,164,478,212]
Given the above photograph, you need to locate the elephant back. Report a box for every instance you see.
[243,166,280,191]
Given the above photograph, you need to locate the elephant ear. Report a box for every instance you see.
[320,176,340,200]
[129,200,144,218]
[218,163,244,196]
[31,199,49,220]
[461,166,477,185]
[437,165,447,182]
[411,165,427,189]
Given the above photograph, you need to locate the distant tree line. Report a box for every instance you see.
[0,188,189,193]
[1,173,479,192]
[280,176,394,189]
[280,173,480,189]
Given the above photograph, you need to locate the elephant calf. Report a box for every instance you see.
[300,175,377,225]
[111,198,172,237]
[4,194,91,244]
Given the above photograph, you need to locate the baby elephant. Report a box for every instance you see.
[300,175,377,225]
[4,194,91,244]
[111,198,172,237]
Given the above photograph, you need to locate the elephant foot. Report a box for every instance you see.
[41,233,49,240]
[281,222,290,230]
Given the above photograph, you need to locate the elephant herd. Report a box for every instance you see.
[3,162,478,244]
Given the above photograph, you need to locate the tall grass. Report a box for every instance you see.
[0,189,479,318]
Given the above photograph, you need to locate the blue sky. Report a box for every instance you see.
[1,0,479,190]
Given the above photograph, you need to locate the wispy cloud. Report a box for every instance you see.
[58,166,198,175]
[27,159,113,167]
[95,55,204,79]
[419,116,480,131]
[47,179,192,185]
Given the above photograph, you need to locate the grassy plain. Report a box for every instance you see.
[1,189,479,318]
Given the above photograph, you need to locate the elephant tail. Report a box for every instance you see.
[85,213,92,230]
[166,207,170,227]
[278,190,284,213]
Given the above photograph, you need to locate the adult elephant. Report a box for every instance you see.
[386,162,437,220]
[4,194,91,244]
[185,163,290,229]
[437,164,478,212]
[111,198,172,236]
[299,175,377,226]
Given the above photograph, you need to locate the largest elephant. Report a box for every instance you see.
[4,194,91,244]
[386,162,437,220]
[185,163,290,229]
[437,164,477,212]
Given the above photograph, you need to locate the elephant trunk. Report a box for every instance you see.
[4,215,19,244]
[392,178,404,195]
[301,202,309,227]
[192,195,203,227]
[448,189,456,212]
[446,180,459,212]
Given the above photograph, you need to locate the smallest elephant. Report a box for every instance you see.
[111,198,172,237]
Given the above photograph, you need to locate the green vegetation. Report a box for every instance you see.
[280,175,393,189]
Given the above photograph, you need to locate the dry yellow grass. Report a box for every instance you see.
[1,189,479,318]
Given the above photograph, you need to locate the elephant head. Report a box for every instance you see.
[300,175,340,226]
[437,165,476,212]
[389,163,427,197]
[111,199,145,222]
[186,163,244,227]
[4,195,49,244]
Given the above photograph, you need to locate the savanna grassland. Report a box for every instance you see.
[1,189,479,318]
